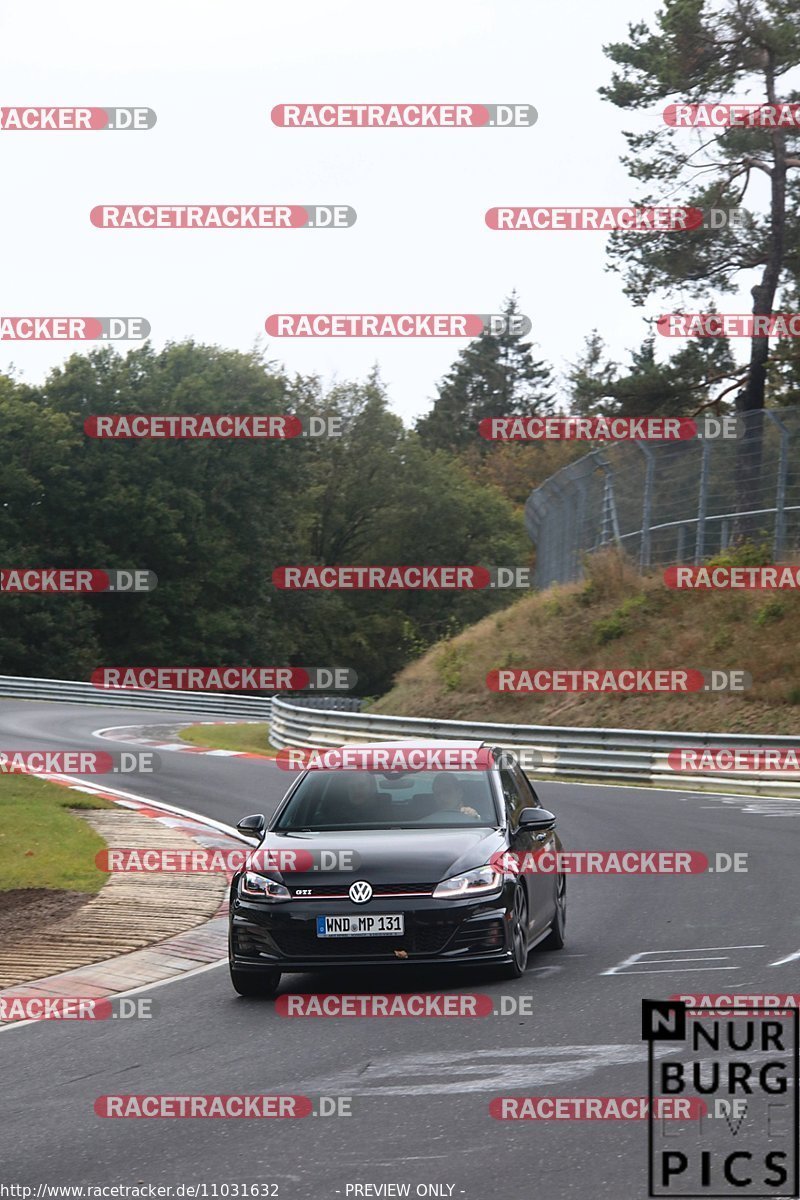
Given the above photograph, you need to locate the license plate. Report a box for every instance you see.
[316,914,404,938]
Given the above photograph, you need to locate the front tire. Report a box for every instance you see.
[538,874,566,951]
[502,884,529,978]
[229,963,282,998]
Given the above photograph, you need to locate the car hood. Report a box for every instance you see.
[263,826,506,886]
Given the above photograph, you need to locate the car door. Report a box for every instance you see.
[496,764,555,935]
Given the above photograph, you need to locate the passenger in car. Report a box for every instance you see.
[320,772,388,825]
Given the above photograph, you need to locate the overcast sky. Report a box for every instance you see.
[0,0,772,423]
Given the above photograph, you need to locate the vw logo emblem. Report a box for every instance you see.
[349,880,373,904]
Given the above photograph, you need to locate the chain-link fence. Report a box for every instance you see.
[524,408,800,587]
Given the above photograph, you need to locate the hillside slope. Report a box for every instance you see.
[371,552,800,735]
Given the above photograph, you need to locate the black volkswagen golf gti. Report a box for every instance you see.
[228,740,566,996]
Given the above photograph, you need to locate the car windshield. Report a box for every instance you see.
[274,769,500,831]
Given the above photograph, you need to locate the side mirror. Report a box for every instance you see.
[236,813,266,841]
[517,807,556,832]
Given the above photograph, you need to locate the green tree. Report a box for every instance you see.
[417,293,554,452]
[566,329,737,417]
[601,0,800,521]
[565,331,620,415]
[0,344,536,697]
[39,342,309,669]
[0,372,101,676]
[269,376,530,693]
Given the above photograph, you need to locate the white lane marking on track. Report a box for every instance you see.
[39,774,252,843]
[637,957,730,964]
[612,968,741,974]
[770,948,800,966]
[691,794,800,817]
[602,946,765,976]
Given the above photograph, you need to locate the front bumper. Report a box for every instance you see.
[230,886,514,972]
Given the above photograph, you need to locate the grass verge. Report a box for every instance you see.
[178,722,280,756]
[0,775,112,893]
[372,548,800,735]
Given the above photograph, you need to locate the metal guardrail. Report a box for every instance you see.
[287,696,364,712]
[0,674,274,719]
[270,697,800,799]
[0,675,793,799]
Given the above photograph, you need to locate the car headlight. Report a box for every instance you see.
[239,872,291,902]
[433,865,502,899]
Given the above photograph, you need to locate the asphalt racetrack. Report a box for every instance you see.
[1,700,798,1198]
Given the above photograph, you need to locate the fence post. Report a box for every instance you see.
[598,457,622,548]
[766,410,789,559]
[676,524,686,563]
[637,441,655,571]
[574,475,589,580]
[694,440,711,563]
[551,478,568,583]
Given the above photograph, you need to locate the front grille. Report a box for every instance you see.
[271,918,458,959]
[290,882,437,899]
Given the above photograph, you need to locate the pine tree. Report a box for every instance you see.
[417,293,554,452]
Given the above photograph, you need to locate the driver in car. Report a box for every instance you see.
[327,771,387,824]
[430,774,481,819]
